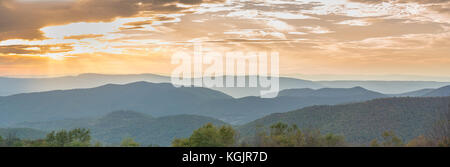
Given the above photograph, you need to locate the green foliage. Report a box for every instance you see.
[255,122,347,147]
[261,123,303,147]
[120,138,140,147]
[172,138,191,147]
[370,139,380,147]
[2,133,23,147]
[93,141,103,147]
[406,135,434,147]
[427,104,450,147]
[369,131,404,147]
[438,139,450,147]
[24,139,48,147]
[323,134,346,147]
[172,123,237,147]
[45,128,91,147]
[381,131,404,147]
[239,97,450,145]
[21,111,227,146]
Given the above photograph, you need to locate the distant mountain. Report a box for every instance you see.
[423,85,450,97]
[239,97,450,145]
[0,73,170,96]
[3,73,450,97]
[391,89,435,97]
[0,74,323,98]
[17,111,227,146]
[209,76,323,98]
[277,87,386,99]
[388,85,450,97]
[317,81,450,94]
[0,128,46,140]
[190,87,386,124]
[0,82,232,126]
[0,82,392,126]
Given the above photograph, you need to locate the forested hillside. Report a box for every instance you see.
[239,97,450,144]
[16,111,227,146]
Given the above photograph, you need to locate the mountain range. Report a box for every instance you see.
[15,111,226,146]
[1,74,450,146]
[0,74,322,98]
[11,96,450,146]
[0,81,399,126]
[318,80,450,94]
[2,73,450,97]
[0,128,46,140]
[0,82,231,126]
[239,96,450,144]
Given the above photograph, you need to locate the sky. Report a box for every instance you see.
[0,0,449,80]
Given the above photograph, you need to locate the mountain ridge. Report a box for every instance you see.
[16,111,227,146]
[3,73,450,97]
[239,96,450,144]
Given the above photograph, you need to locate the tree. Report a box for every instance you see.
[370,139,380,147]
[406,135,434,147]
[256,122,346,147]
[24,139,47,147]
[370,131,403,147]
[218,125,236,146]
[427,104,450,147]
[68,128,91,144]
[120,138,140,147]
[0,135,3,146]
[323,134,346,147]
[172,123,237,147]
[261,123,302,147]
[93,141,103,147]
[172,138,190,147]
[45,128,91,147]
[3,132,22,147]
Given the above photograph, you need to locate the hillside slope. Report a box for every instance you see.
[0,128,46,140]
[423,86,450,97]
[0,74,324,98]
[239,97,450,144]
[318,81,450,94]
[17,111,227,146]
[0,83,389,125]
[0,82,232,126]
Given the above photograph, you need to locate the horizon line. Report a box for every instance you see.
[1,73,450,82]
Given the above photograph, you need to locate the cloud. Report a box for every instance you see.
[223,29,287,39]
[266,19,295,31]
[0,0,225,40]
[260,11,317,20]
[349,0,450,14]
[0,44,73,54]
[302,26,333,34]
[349,0,449,4]
[336,19,372,26]
[325,31,450,51]
[63,34,104,40]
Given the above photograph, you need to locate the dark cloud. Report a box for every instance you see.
[0,44,73,54]
[0,0,225,40]
[120,16,178,30]
[123,20,153,27]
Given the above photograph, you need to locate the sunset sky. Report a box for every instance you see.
[0,0,449,80]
